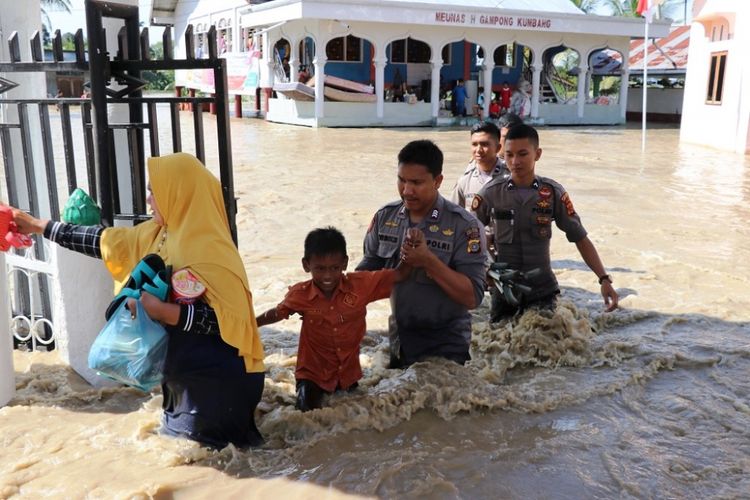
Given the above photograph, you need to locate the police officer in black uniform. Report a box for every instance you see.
[357,140,487,368]
[472,124,618,321]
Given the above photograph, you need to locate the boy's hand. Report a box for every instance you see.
[400,230,433,268]
[405,228,425,247]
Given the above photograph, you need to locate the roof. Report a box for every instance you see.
[374,0,584,15]
[590,25,690,75]
[628,25,690,74]
[149,0,180,25]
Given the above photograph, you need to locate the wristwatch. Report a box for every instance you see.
[598,274,612,285]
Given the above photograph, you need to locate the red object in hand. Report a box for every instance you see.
[0,206,34,252]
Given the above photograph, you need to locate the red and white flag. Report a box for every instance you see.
[636,0,665,22]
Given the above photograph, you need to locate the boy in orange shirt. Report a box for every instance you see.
[256,226,419,411]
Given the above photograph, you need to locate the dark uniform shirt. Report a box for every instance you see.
[473,175,587,301]
[356,194,487,365]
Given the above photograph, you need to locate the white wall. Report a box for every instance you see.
[0,253,14,407]
[627,87,684,115]
[681,8,750,154]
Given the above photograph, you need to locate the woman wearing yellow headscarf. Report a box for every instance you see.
[10,153,265,449]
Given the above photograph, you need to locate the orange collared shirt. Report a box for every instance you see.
[276,270,396,392]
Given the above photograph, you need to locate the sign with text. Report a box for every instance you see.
[434,11,554,30]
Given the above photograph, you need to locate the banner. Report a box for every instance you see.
[177,45,262,95]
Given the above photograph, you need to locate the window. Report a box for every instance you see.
[494,43,516,67]
[441,44,451,65]
[191,23,208,58]
[706,51,727,104]
[326,35,362,62]
[389,38,431,64]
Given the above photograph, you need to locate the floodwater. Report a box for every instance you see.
[2,110,750,498]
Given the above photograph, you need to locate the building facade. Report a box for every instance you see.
[680,0,750,154]
[152,0,670,127]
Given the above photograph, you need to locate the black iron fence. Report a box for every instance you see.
[0,0,236,350]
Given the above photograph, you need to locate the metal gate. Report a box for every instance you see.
[0,0,236,350]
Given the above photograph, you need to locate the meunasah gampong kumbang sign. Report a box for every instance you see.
[434,11,554,30]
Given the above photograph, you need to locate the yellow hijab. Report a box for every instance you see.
[99,152,264,373]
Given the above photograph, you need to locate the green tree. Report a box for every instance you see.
[599,0,640,17]
[599,0,690,20]
[142,42,175,91]
[41,0,73,31]
[569,0,601,13]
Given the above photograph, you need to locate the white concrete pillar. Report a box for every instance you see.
[576,65,587,118]
[0,253,14,407]
[430,60,442,119]
[49,246,116,387]
[619,68,629,120]
[0,0,49,217]
[260,32,275,89]
[531,65,542,119]
[288,37,298,83]
[482,64,494,120]
[374,58,386,119]
[313,55,327,119]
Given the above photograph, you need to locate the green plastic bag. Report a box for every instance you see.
[61,188,101,225]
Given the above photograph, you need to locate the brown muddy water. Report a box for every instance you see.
[2,109,750,499]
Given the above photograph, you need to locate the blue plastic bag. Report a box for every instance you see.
[88,300,168,392]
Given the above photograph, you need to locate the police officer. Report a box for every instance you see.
[450,121,510,212]
[357,140,487,368]
[472,124,618,321]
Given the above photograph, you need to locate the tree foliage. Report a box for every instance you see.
[142,42,175,91]
[41,0,73,31]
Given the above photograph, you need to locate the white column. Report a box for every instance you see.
[482,64,493,120]
[288,37,298,83]
[619,67,629,120]
[50,246,116,387]
[261,32,275,89]
[0,0,49,217]
[313,55,327,119]
[576,65,587,118]
[531,65,542,119]
[430,60,442,119]
[0,253,13,407]
[374,58,386,119]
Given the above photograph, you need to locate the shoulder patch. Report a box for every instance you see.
[561,192,576,216]
[465,225,481,240]
[467,239,482,254]
[471,194,483,211]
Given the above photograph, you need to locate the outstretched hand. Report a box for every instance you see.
[8,206,47,235]
[601,281,619,312]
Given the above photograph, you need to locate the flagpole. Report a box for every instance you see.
[641,17,649,152]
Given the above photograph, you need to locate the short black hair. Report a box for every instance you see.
[398,139,443,177]
[304,226,347,260]
[498,112,523,131]
[470,121,500,142]
[504,123,539,148]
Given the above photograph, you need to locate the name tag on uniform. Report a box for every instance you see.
[426,239,453,252]
[493,209,514,220]
[378,233,398,243]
